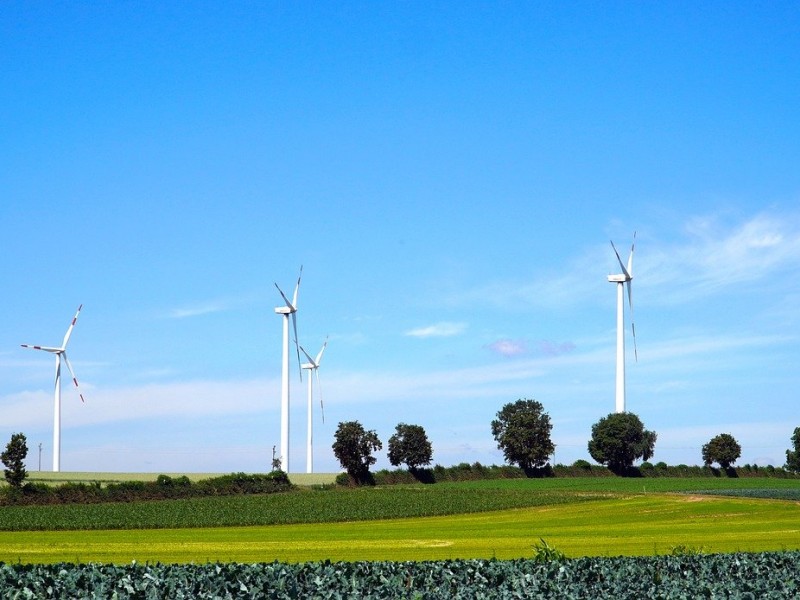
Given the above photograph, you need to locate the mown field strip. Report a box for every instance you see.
[1,494,798,564]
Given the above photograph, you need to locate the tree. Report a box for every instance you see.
[785,427,800,473]
[332,421,382,484]
[702,433,742,470]
[1,432,28,488]
[588,412,656,474]
[491,399,555,471]
[387,423,433,470]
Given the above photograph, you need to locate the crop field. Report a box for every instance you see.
[1,477,799,564]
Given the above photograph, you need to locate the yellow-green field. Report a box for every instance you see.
[2,493,798,564]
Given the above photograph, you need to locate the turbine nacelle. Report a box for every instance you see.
[607,273,630,283]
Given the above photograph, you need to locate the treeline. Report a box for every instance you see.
[0,472,292,506]
[347,460,800,486]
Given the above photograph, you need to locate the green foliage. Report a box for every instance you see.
[588,412,657,474]
[0,552,798,597]
[490,399,555,471]
[785,427,800,473]
[689,488,800,500]
[0,484,608,532]
[0,472,292,506]
[1,432,28,488]
[387,423,433,470]
[532,538,566,562]
[669,543,706,556]
[702,433,742,469]
[331,421,382,484]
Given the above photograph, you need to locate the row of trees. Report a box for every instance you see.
[332,421,434,483]
[491,399,657,474]
[330,399,800,482]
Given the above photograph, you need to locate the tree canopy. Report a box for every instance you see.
[588,412,656,474]
[702,433,741,470]
[785,427,800,473]
[387,423,433,470]
[490,399,555,471]
[331,421,382,484]
[1,432,28,488]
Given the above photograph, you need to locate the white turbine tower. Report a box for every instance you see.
[608,234,637,413]
[299,338,328,474]
[274,267,302,473]
[21,305,85,472]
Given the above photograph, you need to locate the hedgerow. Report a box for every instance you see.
[0,552,798,598]
[0,472,292,507]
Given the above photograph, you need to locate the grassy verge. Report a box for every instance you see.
[1,494,798,564]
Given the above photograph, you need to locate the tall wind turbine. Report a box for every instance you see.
[608,234,637,413]
[299,337,328,474]
[21,305,85,472]
[274,267,302,473]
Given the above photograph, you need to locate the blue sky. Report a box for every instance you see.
[2,2,799,473]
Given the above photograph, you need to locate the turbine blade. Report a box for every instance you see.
[626,280,637,362]
[298,342,315,364]
[315,337,328,365]
[291,312,302,381]
[21,344,61,353]
[274,283,295,311]
[292,265,303,309]
[62,353,85,403]
[610,240,630,278]
[316,369,324,424]
[62,304,83,348]
[627,232,636,275]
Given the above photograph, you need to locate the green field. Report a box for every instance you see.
[1,476,799,564]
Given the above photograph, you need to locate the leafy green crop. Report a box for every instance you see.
[0,552,798,598]
[688,488,800,500]
[0,486,606,531]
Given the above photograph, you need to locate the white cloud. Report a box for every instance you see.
[484,339,528,357]
[168,301,233,319]
[640,212,800,303]
[405,321,467,338]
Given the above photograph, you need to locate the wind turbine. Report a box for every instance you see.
[299,337,328,474]
[274,266,302,473]
[21,305,85,472]
[608,234,637,413]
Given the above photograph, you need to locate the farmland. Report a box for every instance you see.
[1,476,799,564]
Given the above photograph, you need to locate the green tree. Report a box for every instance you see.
[387,423,433,470]
[588,412,656,474]
[1,432,28,488]
[702,433,742,470]
[332,421,382,484]
[491,399,555,471]
[785,427,800,473]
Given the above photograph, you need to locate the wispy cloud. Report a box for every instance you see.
[168,301,232,319]
[485,339,528,357]
[405,321,467,338]
[640,212,800,303]
[537,340,576,356]
[441,210,800,314]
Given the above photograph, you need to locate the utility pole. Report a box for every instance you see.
[38,443,42,471]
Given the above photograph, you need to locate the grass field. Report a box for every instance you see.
[2,477,800,564]
[1,493,798,564]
